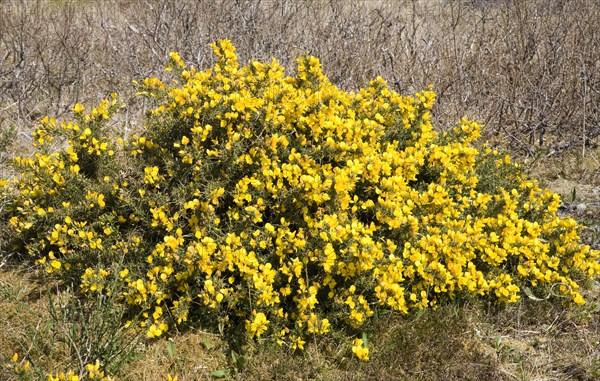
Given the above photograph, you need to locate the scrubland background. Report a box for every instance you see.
[1,0,600,380]
[2,0,599,156]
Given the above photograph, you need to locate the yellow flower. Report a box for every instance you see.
[72,103,85,114]
[147,323,164,338]
[352,338,369,361]
[169,51,185,68]
[290,335,306,350]
[246,310,269,338]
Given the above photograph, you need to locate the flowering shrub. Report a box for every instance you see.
[1,40,599,364]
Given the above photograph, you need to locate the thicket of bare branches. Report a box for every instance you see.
[1,0,599,157]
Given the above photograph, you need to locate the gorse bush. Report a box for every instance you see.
[1,40,599,370]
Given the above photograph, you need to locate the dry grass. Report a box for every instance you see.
[122,331,230,380]
[1,0,600,380]
[0,268,67,380]
[2,262,598,380]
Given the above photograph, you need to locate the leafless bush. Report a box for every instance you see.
[0,0,598,158]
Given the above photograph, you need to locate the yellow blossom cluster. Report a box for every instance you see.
[45,361,114,381]
[351,338,369,362]
[9,352,30,376]
[1,40,599,364]
[7,353,113,381]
